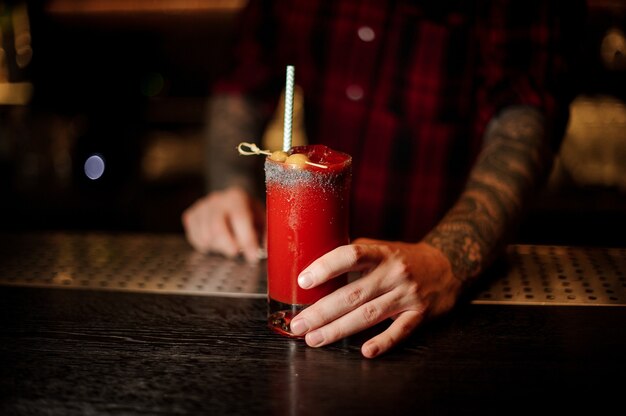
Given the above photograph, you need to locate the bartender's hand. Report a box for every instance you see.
[289,239,463,358]
[182,186,265,263]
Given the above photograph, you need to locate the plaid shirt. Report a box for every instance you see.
[214,0,582,241]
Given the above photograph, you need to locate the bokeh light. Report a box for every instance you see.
[84,154,105,180]
[600,27,626,71]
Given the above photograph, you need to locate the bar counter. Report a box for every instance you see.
[1,232,625,415]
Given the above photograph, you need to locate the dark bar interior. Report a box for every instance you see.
[1,1,625,415]
[1,0,242,234]
[0,0,623,244]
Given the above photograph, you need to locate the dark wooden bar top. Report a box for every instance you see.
[1,232,625,415]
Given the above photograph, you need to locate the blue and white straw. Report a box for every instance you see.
[282,65,295,152]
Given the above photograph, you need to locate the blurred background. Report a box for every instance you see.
[0,0,624,247]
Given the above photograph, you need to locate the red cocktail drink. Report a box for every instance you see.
[265,144,351,337]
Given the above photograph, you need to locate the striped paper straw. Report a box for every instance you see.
[283,65,295,152]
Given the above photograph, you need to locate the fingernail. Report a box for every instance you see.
[290,318,309,335]
[362,342,379,358]
[298,271,313,289]
[306,330,324,347]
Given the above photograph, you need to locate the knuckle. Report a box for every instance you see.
[226,187,246,203]
[347,243,370,267]
[389,257,410,278]
[405,279,420,297]
[204,192,218,204]
[379,244,395,257]
[342,286,365,308]
[350,244,364,262]
[361,303,379,324]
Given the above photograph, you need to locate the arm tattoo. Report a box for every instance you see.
[424,106,552,282]
[205,94,267,197]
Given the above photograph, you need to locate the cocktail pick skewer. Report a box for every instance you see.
[237,142,271,156]
[236,142,327,169]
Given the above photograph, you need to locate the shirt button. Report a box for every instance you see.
[357,26,376,42]
[346,84,364,101]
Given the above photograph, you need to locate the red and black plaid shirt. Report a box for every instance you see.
[215,0,582,241]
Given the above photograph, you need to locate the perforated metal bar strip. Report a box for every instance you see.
[0,233,625,305]
[0,233,266,298]
[473,244,626,306]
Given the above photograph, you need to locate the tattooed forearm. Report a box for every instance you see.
[206,94,266,197]
[424,106,552,282]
